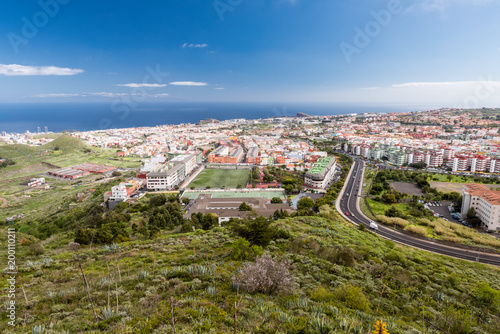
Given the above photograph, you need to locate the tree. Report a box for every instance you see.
[297,197,315,210]
[315,197,332,208]
[239,202,252,211]
[466,207,477,219]
[112,171,122,177]
[230,238,263,261]
[232,252,295,294]
[229,217,278,247]
[270,197,283,204]
[381,193,396,204]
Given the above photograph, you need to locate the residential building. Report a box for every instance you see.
[246,147,262,164]
[304,156,337,189]
[147,162,186,191]
[171,154,197,174]
[462,183,500,231]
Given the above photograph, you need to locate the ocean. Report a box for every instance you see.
[0,102,438,134]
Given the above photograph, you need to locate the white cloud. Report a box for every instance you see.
[0,64,84,76]
[214,87,225,90]
[35,92,169,98]
[392,80,500,88]
[116,83,167,88]
[406,0,492,13]
[36,93,82,98]
[88,92,134,97]
[169,81,208,86]
[182,43,208,48]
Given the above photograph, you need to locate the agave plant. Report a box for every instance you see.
[311,315,330,334]
[138,270,150,280]
[101,307,117,320]
[98,277,110,287]
[295,297,309,309]
[31,325,45,334]
[310,304,325,317]
[206,285,216,295]
[159,268,170,277]
[197,265,209,275]
[186,265,197,274]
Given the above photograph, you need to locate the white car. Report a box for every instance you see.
[369,221,378,230]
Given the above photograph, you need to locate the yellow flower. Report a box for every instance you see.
[372,319,389,334]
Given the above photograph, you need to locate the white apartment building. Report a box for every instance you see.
[147,162,186,191]
[170,154,197,174]
[462,184,500,231]
[304,156,337,189]
[110,184,128,201]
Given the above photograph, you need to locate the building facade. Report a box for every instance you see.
[462,183,500,231]
[304,156,337,189]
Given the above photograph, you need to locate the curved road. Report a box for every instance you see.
[336,158,500,267]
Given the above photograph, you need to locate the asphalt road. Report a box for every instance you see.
[337,159,500,267]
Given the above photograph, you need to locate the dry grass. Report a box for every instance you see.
[419,218,500,248]
[376,215,410,228]
[404,225,427,236]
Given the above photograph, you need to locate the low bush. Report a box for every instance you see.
[232,252,295,295]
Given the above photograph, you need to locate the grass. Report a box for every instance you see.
[430,181,500,193]
[187,168,250,189]
[0,138,140,223]
[182,189,287,200]
[367,197,500,250]
[0,137,142,183]
[366,199,408,216]
[1,214,500,333]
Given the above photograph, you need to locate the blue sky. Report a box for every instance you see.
[1,0,500,106]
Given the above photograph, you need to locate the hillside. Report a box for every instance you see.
[1,204,499,333]
[42,135,91,152]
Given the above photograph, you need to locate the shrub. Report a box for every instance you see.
[230,238,263,261]
[320,246,356,267]
[310,286,334,302]
[233,252,295,295]
[333,284,370,311]
[29,243,44,256]
[229,217,279,247]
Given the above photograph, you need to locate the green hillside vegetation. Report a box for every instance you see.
[41,135,91,152]
[0,136,142,183]
[1,205,499,333]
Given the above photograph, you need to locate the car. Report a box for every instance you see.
[369,221,378,230]
[345,211,349,216]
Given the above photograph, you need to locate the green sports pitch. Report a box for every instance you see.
[187,168,250,189]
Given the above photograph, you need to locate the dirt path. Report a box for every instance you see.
[0,198,7,207]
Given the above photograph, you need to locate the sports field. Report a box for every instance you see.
[182,189,287,200]
[187,168,250,189]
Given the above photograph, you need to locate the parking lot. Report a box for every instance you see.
[426,200,457,221]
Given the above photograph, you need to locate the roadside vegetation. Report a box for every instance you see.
[364,169,500,250]
[2,207,499,333]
